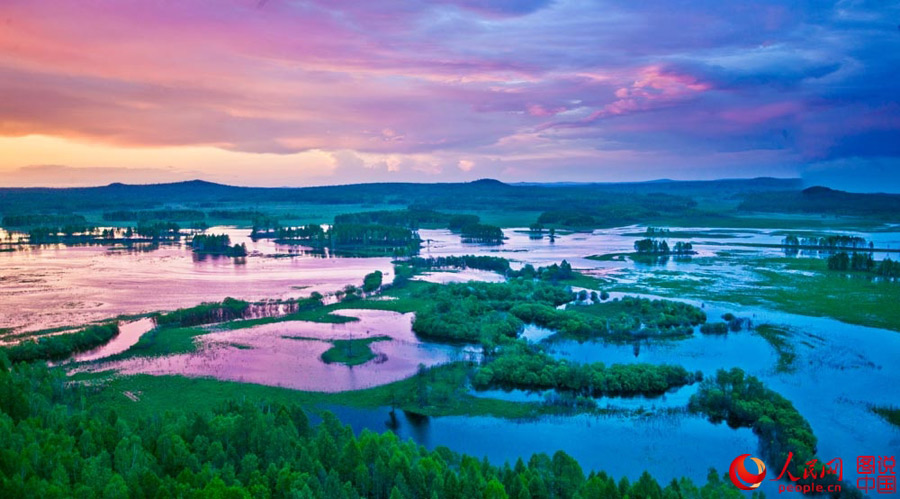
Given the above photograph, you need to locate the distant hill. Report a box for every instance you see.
[0,177,797,213]
[6,177,893,225]
[738,185,900,218]
[516,177,802,196]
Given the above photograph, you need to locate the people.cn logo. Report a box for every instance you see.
[729,454,767,490]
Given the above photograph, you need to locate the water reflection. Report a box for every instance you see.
[84,310,472,392]
[321,405,759,490]
[5,224,900,333]
[73,318,157,363]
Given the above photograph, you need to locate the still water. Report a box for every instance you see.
[85,310,472,392]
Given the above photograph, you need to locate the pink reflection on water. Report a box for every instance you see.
[88,310,467,392]
[412,269,506,284]
[73,317,157,363]
[0,226,393,333]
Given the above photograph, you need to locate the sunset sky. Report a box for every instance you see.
[0,0,898,189]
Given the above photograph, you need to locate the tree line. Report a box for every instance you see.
[2,213,87,227]
[2,323,119,363]
[782,234,872,249]
[827,252,900,278]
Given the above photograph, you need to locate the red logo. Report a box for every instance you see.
[730,454,767,490]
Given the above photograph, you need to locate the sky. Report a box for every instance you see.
[0,0,898,190]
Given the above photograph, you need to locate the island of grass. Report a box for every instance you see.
[286,336,391,367]
[280,334,391,366]
[321,336,390,366]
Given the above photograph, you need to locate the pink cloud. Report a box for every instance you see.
[537,66,712,130]
[720,101,804,125]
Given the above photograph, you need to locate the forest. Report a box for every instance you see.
[0,353,762,498]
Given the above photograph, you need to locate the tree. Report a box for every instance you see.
[483,479,509,499]
[363,271,384,292]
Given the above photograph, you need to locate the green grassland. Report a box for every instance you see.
[607,256,900,332]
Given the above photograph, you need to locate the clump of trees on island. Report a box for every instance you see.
[256,224,326,242]
[699,322,729,335]
[404,255,512,274]
[190,234,248,257]
[700,313,751,334]
[134,222,182,241]
[633,238,694,255]
[362,270,383,292]
[249,209,504,251]
[408,278,706,346]
[329,224,419,250]
[691,368,859,497]
[400,256,576,282]
[253,220,421,256]
[474,348,698,397]
[459,223,504,244]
